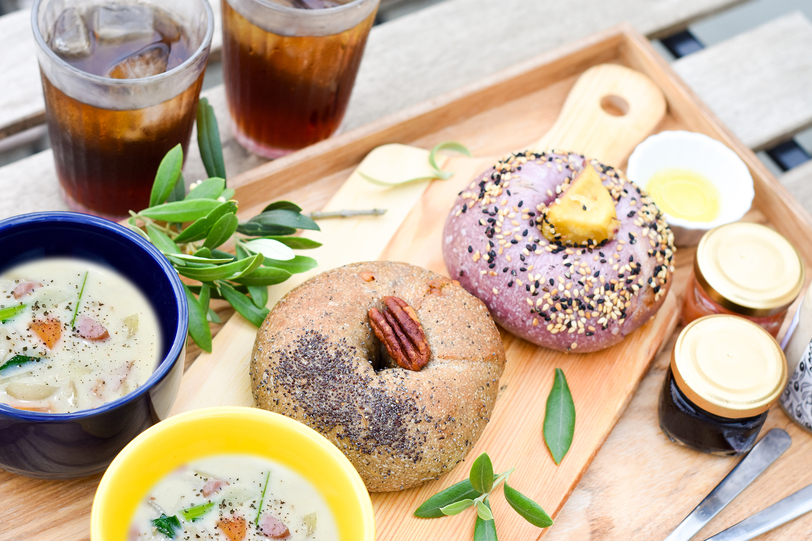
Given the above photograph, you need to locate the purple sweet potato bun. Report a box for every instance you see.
[442,150,675,353]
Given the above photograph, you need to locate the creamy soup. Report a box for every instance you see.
[130,454,338,541]
[0,258,160,413]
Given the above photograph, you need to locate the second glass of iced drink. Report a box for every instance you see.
[221,0,379,158]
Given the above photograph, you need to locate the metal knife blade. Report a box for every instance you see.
[703,482,812,540]
[664,429,792,541]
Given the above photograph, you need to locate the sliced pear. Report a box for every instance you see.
[542,163,620,245]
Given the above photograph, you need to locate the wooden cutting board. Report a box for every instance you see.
[168,63,677,541]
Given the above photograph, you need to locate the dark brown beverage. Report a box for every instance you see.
[34,0,213,218]
[221,0,377,158]
[42,74,203,217]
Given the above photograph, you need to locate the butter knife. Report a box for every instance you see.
[664,429,792,541]
[703,481,812,540]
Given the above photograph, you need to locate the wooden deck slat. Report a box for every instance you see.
[673,11,812,151]
[0,0,746,141]
[780,158,812,206]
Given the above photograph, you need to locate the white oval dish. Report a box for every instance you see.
[626,130,754,246]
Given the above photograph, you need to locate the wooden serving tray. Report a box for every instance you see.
[5,24,812,541]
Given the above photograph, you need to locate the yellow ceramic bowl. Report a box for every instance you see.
[91,406,375,541]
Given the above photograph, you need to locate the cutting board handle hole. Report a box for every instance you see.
[600,95,629,117]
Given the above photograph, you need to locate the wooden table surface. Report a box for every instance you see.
[2,1,812,540]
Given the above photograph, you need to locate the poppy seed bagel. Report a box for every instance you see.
[442,150,675,353]
[250,261,506,492]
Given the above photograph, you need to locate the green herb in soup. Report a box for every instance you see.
[0,355,46,374]
[0,258,161,413]
[130,455,338,541]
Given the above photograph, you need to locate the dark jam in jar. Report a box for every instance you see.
[659,367,767,456]
[658,315,786,456]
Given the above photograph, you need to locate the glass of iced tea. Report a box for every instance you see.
[32,0,214,219]
[221,0,379,159]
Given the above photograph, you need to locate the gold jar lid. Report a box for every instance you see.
[671,315,787,418]
[695,222,804,316]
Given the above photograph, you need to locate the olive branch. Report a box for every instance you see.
[127,98,321,352]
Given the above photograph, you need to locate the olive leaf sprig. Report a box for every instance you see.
[415,453,553,540]
[127,98,321,353]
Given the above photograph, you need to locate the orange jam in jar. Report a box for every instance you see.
[659,315,787,456]
[682,222,804,337]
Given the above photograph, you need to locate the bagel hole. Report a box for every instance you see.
[370,340,400,372]
[600,95,629,116]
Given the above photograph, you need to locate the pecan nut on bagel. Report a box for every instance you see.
[250,261,506,492]
[442,150,675,353]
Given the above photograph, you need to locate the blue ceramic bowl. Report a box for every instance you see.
[0,212,187,478]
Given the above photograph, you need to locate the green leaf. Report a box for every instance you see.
[127,216,150,241]
[180,501,215,522]
[469,453,494,494]
[211,249,237,262]
[203,213,239,250]
[476,500,494,521]
[221,188,235,201]
[241,238,295,261]
[151,513,181,539]
[0,355,45,374]
[261,236,322,250]
[504,481,553,528]
[234,243,250,260]
[429,141,471,180]
[232,266,292,287]
[247,285,268,309]
[414,479,485,518]
[183,284,212,353]
[198,282,211,314]
[167,173,186,203]
[236,222,296,237]
[0,304,26,322]
[187,178,225,200]
[207,307,221,324]
[262,201,302,213]
[543,368,576,465]
[146,224,180,255]
[149,145,183,207]
[219,282,269,327]
[474,500,498,541]
[141,199,222,223]
[177,254,263,282]
[439,499,475,516]
[263,256,317,275]
[173,201,238,244]
[166,254,234,265]
[240,209,320,233]
[197,98,226,180]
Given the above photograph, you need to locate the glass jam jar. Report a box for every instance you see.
[659,315,787,456]
[682,222,804,337]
